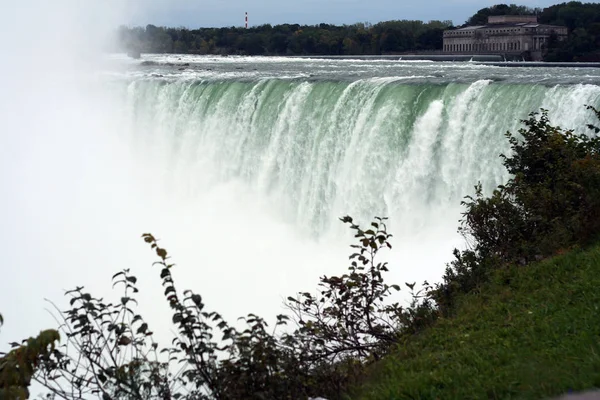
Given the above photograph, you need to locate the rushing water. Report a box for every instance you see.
[114,56,600,236]
[3,55,600,348]
[101,56,600,327]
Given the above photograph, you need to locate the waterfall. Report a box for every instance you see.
[120,78,600,237]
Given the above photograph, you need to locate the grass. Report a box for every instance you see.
[353,242,600,400]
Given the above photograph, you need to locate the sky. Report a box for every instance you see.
[121,0,563,28]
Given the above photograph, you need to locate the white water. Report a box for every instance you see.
[2,3,600,361]
[101,75,600,338]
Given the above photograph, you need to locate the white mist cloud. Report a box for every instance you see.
[0,0,141,342]
[0,0,351,355]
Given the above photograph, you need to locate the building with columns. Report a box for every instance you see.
[443,15,567,61]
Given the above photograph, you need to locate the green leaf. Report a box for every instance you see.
[172,314,183,324]
[142,233,155,242]
[164,286,176,296]
[112,272,125,280]
[156,248,167,259]
[339,216,353,223]
[136,323,148,334]
[191,294,203,307]
[117,336,132,346]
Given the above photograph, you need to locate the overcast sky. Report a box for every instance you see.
[120,0,562,28]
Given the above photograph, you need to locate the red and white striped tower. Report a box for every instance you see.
[245,12,248,29]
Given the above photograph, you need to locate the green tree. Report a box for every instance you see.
[466,4,539,26]
[27,218,409,400]
[118,18,451,56]
[0,314,60,399]
[433,107,600,315]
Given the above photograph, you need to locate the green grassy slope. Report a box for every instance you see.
[355,243,600,400]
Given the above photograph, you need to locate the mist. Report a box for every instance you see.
[0,0,364,349]
[0,1,134,340]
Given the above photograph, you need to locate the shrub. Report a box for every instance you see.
[0,314,60,400]
[26,217,406,400]
[433,107,600,315]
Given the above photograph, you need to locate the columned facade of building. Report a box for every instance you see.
[443,15,567,61]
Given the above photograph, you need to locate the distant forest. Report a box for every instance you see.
[118,2,600,61]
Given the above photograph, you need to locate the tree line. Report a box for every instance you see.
[117,2,600,61]
[466,3,542,25]
[539,2,600,61]
[118,20,453,56]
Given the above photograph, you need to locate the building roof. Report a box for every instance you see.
[455,26,485,31]
[446,14,566,34]
[448,22,566,33]
[488,15,538,24]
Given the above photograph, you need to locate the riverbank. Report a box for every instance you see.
[353,241,600,399]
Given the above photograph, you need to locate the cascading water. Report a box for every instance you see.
[4,51,600,350]
[105,67,600,332]
[120,76,600,237]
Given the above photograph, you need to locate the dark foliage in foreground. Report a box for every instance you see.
[0,315,60,399]
[2,106,600,399]
[433,107,600,316]
[4,218,414,400]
